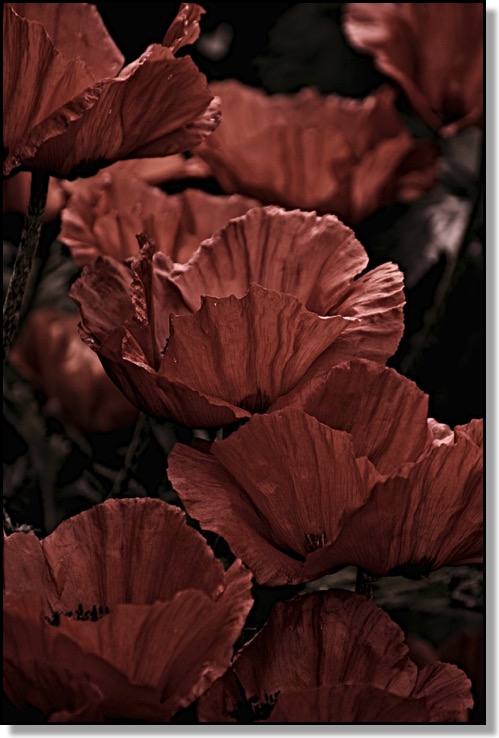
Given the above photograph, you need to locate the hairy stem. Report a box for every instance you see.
[3,169,50,361]
[355,568,379,598]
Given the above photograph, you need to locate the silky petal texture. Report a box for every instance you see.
[9,308,138,433]
[169,409,381,585]
[60,168,259,265]
[195,81,437,223]
[198,591,473,723]
[343,3,483,136]
[3,499,235,613]
[271,359,433,474]
[10,3,124,76]
[166,207,368,314]
[4,4,220,176]
[160,285,351,422]
[328,436,483,575]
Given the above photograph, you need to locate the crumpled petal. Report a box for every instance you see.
[60,168,259,265]
[198,591,473,723]
[343,3,483,136]
[169,408,380,584]
[4,3,220,176]
[271,359,432,474]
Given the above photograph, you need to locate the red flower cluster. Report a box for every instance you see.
[3,1,483,726]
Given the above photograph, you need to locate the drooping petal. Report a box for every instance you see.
[10,3,124,77]
[4,499,229,613]
[328,436,483,575]
[343,3,483,136]
[198,591,473,723]
[169,409,380,585]
[167,207,368,314]
[9,308,138,433]
[195,81,437,222]
[272,359,432,474]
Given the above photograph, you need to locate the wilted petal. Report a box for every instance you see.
[272,359,432,474]
[195,81,437,222]
[169,409,380,585]
[10,3,124,76]
[198,591,472,723]
[9,308,138,433]
[343,3,483,136]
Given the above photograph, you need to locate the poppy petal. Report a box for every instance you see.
[271,359,432,474]
[169,409,379,584]
[9,3,124,76]
[160,285,351,419]
[167,207,368,314]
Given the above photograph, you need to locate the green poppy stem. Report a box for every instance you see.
[3,169,50,361]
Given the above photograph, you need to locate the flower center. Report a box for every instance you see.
[304,532,327,553]
[44,603,110,627]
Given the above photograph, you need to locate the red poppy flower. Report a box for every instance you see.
[194,81,437,223]
[70,207,404,426]
[60,169,259,265]
[198,591,473,723]
[3,498,253,722]
[3,3,221,177]
[8,308,138,433]
[343,3,483,137]
[168,370,482,584]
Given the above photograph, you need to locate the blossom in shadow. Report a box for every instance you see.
[343,3,483,136]
[60,170,259,265]
[8,308,138,433]
[3,498,253,722]
[70,207,404,427]
[3,3,220,177]
[194,81,437,223]
[198,591,473,723]
[168,362,482,584]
